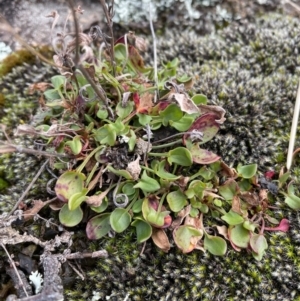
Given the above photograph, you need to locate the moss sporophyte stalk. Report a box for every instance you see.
[1,6,299,266]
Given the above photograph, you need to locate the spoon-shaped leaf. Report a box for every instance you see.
[59,204,83,227]
[86,213,111,240]
[110,208,132,233]
[204,233,227,256]
[173,225,203,253]
[133,171,160,192]
[55,171,86,202]
[131,218,152,243]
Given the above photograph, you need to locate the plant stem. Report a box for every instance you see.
[151,139,182,149]
[148,152,168,157]
[76,145,104,173]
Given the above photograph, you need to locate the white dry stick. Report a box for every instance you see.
[287,80,300,170]
[149,1,158,103]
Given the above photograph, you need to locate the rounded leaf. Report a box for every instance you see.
[110,208,132,233]
[173,225,203,253]
[204,234,227,256]
[250,234,268,261]
[229,224,250,248]
[221,210,244,225]
[183,113,220,145]
[168,147,193,166]
[86,213,111,240]
[55,171,86,202]
[131,218,152,243]
[167,190,187,212]
[59,204,83,227]
[133,171,160,192]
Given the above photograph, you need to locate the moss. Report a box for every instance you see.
[0,46,53,77]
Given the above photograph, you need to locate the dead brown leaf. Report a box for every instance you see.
[151,228,170,253]
[168,92,199,114]
[198,104,226,124]
[23,200,47,221]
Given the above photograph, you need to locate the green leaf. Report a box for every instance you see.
[198,166,215,180]
[110,208,132,233]
[160,103,183,126]
[155,160,181,180]
[131,218,152,243]
[243,220,257,232]
[192,94,207,105]
[68,189,88,210]
[137,113,152,126]
[107,165,133,180]
[204,234,227,256]
[65,136,82,155]
[55,171,86,202]
[94,124,117,146]
[173,225,203,253]
[283,191,300,210]
[133,171,160,192]
[44,89,61,101]
[96,108,108,119]
[116,101,134,119]
[250,234,268,261]
[279,171,290,188]
[128,129,136,152]
[122,182,136,196]
[132,199,143,213]
[51,75,65,90]
[169,115,194,132]
[59,204,83,227]
[86,213,111,240]
[167,190,187,212]
[218,179,239,201]
[237,164,257,179]
[221,210,244,225]
[168,147,193,166]
[229,224,250,248]
[213,199,223,207]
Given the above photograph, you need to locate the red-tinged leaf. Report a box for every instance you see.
[264,218,290,232]
[183,113,220,145]
[115,35,126,45]
[265,170,276,179]
[152,228,170,252]
[133,92,154,114]
[129,45,145,71]
[189,144,220,164]
[173,225,203,253]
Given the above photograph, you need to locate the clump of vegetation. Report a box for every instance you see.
[3,4,292,262]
